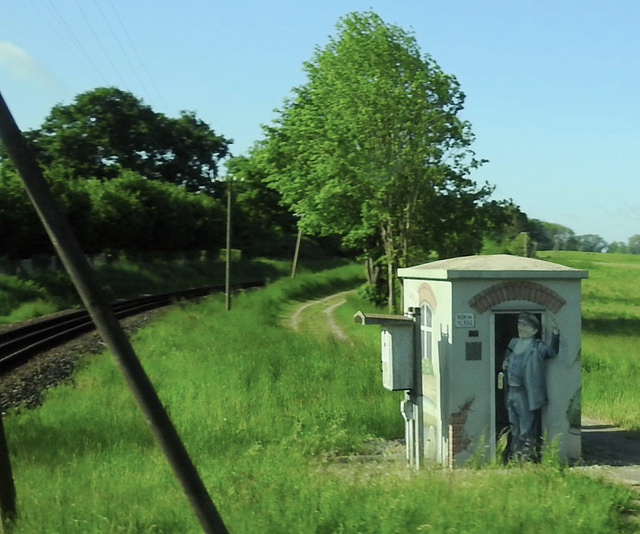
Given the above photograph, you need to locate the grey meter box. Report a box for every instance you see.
[354,312,415,391]
[381,325,414,390]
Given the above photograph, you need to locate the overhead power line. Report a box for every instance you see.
[75,0,128,90]
[40,0,110,85]
[92,0,155,106]
[29,0,106,86]
[105,0,168,109]
[29,0,166,110]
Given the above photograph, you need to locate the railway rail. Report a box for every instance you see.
[0,281,264,374]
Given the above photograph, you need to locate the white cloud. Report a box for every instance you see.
[0,41,62,91]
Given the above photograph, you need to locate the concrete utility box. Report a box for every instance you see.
[357,254,588,468]
[354,312,416,391]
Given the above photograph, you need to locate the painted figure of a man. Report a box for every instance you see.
[503,312,559,460]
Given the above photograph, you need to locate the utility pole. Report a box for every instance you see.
[291,227,302,279]
[521,232,529,257]
[291,213,303,280]
[0,91,228,534]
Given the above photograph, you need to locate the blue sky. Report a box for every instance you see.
[1,1,638,244]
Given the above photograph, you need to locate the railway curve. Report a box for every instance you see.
[0,281,264,410]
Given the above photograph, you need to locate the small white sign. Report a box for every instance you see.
[455,313,475,328]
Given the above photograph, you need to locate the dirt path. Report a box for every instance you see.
[289,291,353,342]
[579,418,640,495]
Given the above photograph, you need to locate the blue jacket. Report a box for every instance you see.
[505,333,559,410]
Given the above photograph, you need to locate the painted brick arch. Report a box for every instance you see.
[418,282,437,311]
[468,280,566,313]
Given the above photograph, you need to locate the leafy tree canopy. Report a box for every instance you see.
[573,233,607,253]
[627,234,640,254]
[607,241,628,254]
[253,11,498,308]
[484,209,618,255]
[225,154,300,257]
[528,220,571,250]
[0,164,226,258]
[226,155,296,234]
[1,87,231,192]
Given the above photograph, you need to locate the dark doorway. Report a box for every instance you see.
[494,312,542,459]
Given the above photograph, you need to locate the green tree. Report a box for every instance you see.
[628,234,640,254]
[482,202,528,254]
[0,163,225,258]
[483,210,582,256]
[84,171,225,252]
[574,234,607,253]
[0,166,50,258]
[536,221,576,250]
[607,241,628,254]
[5,87,231,192]
[225,154,297,256]
[257,11,493,309]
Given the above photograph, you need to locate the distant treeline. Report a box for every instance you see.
[2,163,634,262]
[483,205,638,255]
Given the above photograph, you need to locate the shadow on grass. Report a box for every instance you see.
[9,418,156,464]
[582,318,640,336]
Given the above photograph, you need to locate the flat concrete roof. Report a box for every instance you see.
[397,254,589,280]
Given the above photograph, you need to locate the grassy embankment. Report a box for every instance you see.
[0,254,336,325]
[3,257,638,532]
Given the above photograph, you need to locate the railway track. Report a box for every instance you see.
[0,281,264,373]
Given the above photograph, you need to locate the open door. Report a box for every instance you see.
[493,311,542,461]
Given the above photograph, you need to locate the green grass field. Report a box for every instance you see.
[2,254,640,532]
[538,251,640,428]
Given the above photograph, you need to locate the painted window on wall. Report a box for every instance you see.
[420,302,434,374]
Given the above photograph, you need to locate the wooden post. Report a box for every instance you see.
[0,413,17,530]
[387,261,395,313]
[521,232,529,257]
[291,226,302,279]
[0,92,228,533]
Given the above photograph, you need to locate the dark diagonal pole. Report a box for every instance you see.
[0,412,17,530]
[0,92,228,534]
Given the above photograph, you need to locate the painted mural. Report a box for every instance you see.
[501,312,560,461]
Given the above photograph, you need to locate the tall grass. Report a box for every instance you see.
[0,256,343,324]
[0,275,58,323]
[538,251,640,428]
[3,263,636,532]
